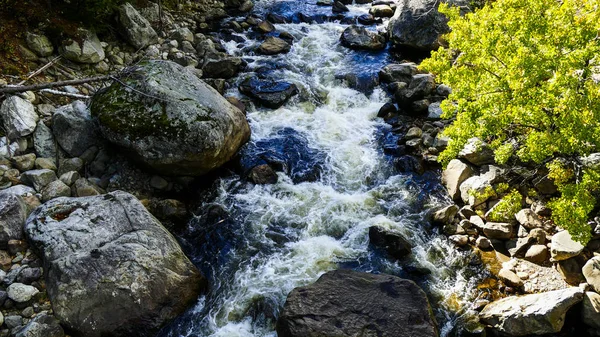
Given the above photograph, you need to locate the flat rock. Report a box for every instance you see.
[551,230,584,261]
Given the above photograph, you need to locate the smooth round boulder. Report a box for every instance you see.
[91,60,250,176]
[24,191,206,337]
[277,269,438,337]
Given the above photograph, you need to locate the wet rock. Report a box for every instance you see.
[239,77,299,109]
[550,230,584,261]
[60,29,105,64]
[396,74,436,104]
[52,101,102,157]
[449,234,468,246]
[332,0,349,12]
[0,194,28,249]
[0,96,39,140]
[340,25,386,51]
[582,292,600,330]
[202,56,245,78]
[277,269,438,337]
[15,313,64,337]
[358,13,377,25]
[583,256,600,292]
[257,36,291,55]
[458,137,495,166]
[441,159,475,201]
[117,3,158,49]
[7,283,38,303]
[379,63,417,83]
[248,164,278,184]
[370,4,394,17]
[91,60,250,176]
[257,20,275,33]
[479,287,584,336]
[377,102,397,117]
[25,191,206,337]
[369,226,412,259]
[26,32,54,57]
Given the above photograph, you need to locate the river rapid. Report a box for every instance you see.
[160,1,487,336]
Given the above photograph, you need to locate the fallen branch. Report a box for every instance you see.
[17,55,63,86]
[39,89,91,99]
[0,75,113,94]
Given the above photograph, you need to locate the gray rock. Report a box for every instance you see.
[479,222,513,240]
[396,74,436,103]
[26,32,53,57]
[525,244,548,265]
[458,137,495,166]
[41,180,71,202]
[442,159,475,201]
[15,313,64,337]
[340,25,386,51]
[52,101,102,157]
[379,63,417,83]
[5,315,22,329]
[582,291,600,330]
[20,169,57,192]
[459,175,492,206]
[57,158,84,177]
[91,60,250,176]
[583,256,600,292]
[479,287,584,336]
[257,37,291,55]
[72,178,103,197]
[35,158,57,171]
[117,3,158,49]
[202,56,245,78]
[498,268,523,287]
[24,191,206,337]
[551,230,584,261]
[59,171,80,186]
[556,257,585,285]
[432,204,458,224]
[427,102,443,119]
[0,96,39,140]
[369,226,412,259]
[0,194,28,249]
[60,29,105,64]
[515,208,544,229]
[7,283,39,303]
[12,154,36,171]
[0,185,35,197]
[277,269,438,337]
[239,77,299,109]
[33,121,56,159]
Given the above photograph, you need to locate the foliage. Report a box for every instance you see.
[421,0,600,243]
[487,190,523,222]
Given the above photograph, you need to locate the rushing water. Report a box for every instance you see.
[161,1,486,336]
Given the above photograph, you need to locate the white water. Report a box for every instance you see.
[164,3,484,336]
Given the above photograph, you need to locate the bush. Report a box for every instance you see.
[421,0,600,243]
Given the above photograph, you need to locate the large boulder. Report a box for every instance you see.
[340,25,387,51]
[277,269,438,337]
[52,101,103,157]
[117,2,159,49]
[91,60,250,176]
[441,159,475,201]
[0,96,39,140]
[582,291,600,330]
[0,194,29,249]
[479,287,584,336]
[24,191,205,337]
[583,256,600,292]
[388,0,468,50]
[60,29,105,64]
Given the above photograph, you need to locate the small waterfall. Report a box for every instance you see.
[161,1,487,336]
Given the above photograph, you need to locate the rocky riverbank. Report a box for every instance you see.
[0,0,598,336]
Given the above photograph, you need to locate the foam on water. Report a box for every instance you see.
[162,4,484,337]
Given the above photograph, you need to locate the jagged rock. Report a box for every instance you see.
[239,77,298,109]
[479,287,584,336]
[257,36,291,55]
[60,29,105,64]
[396,74,436,103]
[369,226,412,259]
[277,270,438,337]
[432,204,458,224]
[458,137,495,166]
[52,101,102,157]
[26,32,53,57]
[24,191,206,337]
[550,230,584,261]
[583,256,600,292]
[507,237,535,258]
[0,96,39,140]
[91,60,250,176]
[0,194,28,249]
[340,25,386,51]
[117,3,159,49]
[582,292,600,330]
[379,63,417,83]
[442,159,475,201]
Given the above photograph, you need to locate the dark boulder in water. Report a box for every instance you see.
[277,269,439,337]
[239,77,299,109]
[248,164,279,184]
[369,226,412,259]
[340,25,387,51]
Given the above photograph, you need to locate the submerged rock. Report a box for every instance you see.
[479,287,584,336]
[25,191,205,337]
[91,60,250,176]
[340,25,386,51]
[277,269,438,337]
[239,77,299,108]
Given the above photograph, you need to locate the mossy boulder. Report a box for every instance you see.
[91,60,250,176]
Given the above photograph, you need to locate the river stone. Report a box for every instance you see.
[370,4,395,17]
[379,63,417,83]
[458,137,495,166]
[33,121,57,159]
[7,283,39,303]
[24,191,206,337]
[0,194,28,249]
[60,29,105,64]
[369,226,412,259]
[582,292,600,330]
[277,269,438,337]
[498,268,523,287]
[442,159,475,201]
[257,36,291,55]
[550,230,584,261]
[0,96,39,140]
[583,256,600,292]
[15,313,64,337]
[41,180,71,202]
[26,32,54,57]
[91,60,250,176]
[239,77,299,109]
[432,204,458,224]
[248,164,278,184]
[52,101,102,157]
[479,222,513,240]
[21,169,57,192]
[117,2,159,49]
[479,287,584,336]
[340,25,387,51]
[524,244,548,265]
[515,208,544,229]
[202,56,245,78]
